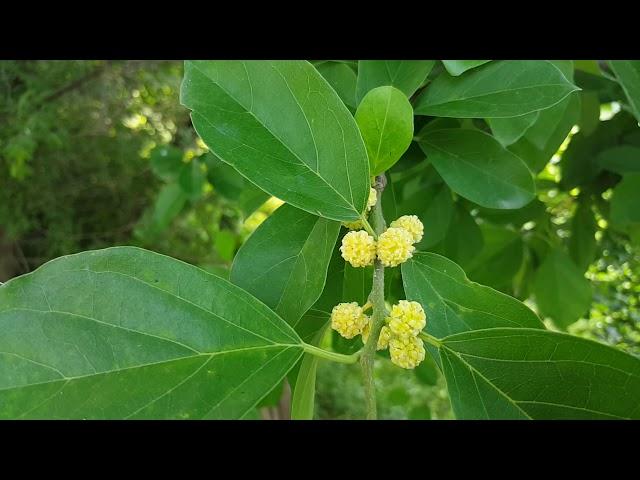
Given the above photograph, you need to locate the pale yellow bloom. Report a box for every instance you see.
[331,302,369,339]
[361,322,391,350]
[388,300,427,338]
[340,230,377,267]
[390,215,424,244]
[389,336,426,369]
[376,227,415,267]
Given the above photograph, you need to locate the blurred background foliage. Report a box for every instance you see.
[1,60,639,419]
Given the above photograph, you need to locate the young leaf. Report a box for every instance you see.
[609,60,640,122]
[419,128,536,209]
[441,60,490,77]
[415,60,579,118]
[439,328,640,419]
[0,247,303,419]
[181,60,370,222]
[355,86,414,176]
[356,60,435,104]
[230,204,340,327]
[402,252,544,338]
[533,249,592,329]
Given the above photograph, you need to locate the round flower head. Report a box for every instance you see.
[388,300,427,338]
[389,336,426,369]
[340,230,377,267]
[362,322,391,350]
[390,215,424,244]
[366,187,377,212]
[376,227,415,267]
[342,219,364,230]
[331,302,369,339]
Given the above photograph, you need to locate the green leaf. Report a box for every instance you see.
[466,224,524,291]
[609,60,640,122]
[439,328,640,419]
[578,92,601,136]
[533,249,592,329]
[433,204,483,269]
[568,202,598,271]
[416,183,454,249]
[414,353,439,386]
[181,60,370,222]
[509,93,581,173]
[402,252,544,338]
[419,128,536,209]
[316,62,357,109]
[355,86,414,176]
[178,159,205,200]
[415,60,579,118]
[0,247,303,419]
[214,229,237,262]
[441,60,490,76]
[150,183,188,232]
[343,263,373,305]
[290,320,330,420]
[610,173,640,232]
[597,146,640,174]
[230,204,340,327]
[356,60,435,104]
[150,145,184,180]
[487,112,539,147]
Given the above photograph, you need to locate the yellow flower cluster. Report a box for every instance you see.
[330,302,369,339]
[386,300,427,369]
[390,215,424,244]
[340,231,377,267]
[389,336,426,369]
[388,300,427,337]
[342,188,378,230]
[331,299,427,369]
[340,215,424,268]
[376,227,415,267]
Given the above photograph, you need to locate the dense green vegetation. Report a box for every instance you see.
[1,60,639,419]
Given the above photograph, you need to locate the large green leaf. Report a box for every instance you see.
[597,146,640,174]
[609,60,640,122]
[402,252,544,339]
[355,86,414,175]
[230,204,340,327]
[415,60,579,118]
[439,328,640,419]
[356,60,435,104]
[181,60,370,222]
[533,249,592,329]
[0,247,303,419]
[419,128,536,209]
[441,60,490,76]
